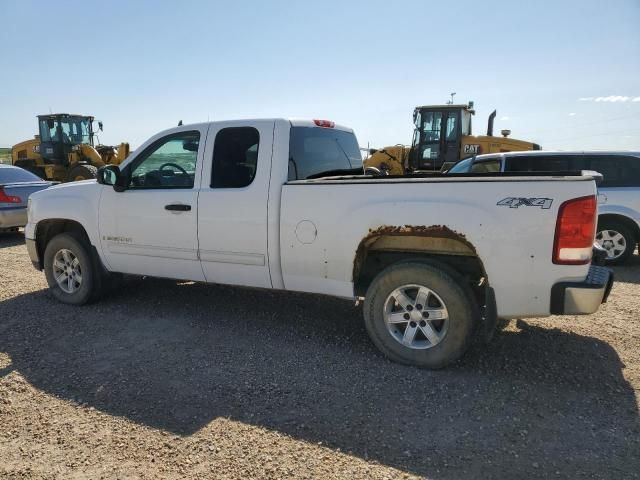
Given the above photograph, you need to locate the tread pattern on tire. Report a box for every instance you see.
[43,232,104,305]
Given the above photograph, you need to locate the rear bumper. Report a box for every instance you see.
[550,265,614,315]
[0,207,27,229]
[25,237,41,270]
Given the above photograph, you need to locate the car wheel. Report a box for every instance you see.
[595,221,636,265]
[44,233,98,305]
[363,261,478,369]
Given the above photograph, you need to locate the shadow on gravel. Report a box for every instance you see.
[0,278,638,479]
[612,253,640,284]
[0,231,24,248]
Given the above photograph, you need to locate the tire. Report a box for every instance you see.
[363,262,478,369]
[43,233,100,305]
[595,220,636,265]
[66,164,98,182]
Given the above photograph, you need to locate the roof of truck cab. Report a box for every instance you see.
[145,119,355,145]
[171,118,354,133]
[288,119,354,132]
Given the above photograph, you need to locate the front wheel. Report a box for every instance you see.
[44,233,98,305]
[67,164,98,182]
[595,221,636,265]
[363,262,478,369]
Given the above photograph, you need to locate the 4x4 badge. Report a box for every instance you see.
[497,197,553,209]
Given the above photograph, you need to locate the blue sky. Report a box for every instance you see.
[1,0,639,151]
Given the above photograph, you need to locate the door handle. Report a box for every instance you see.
[165,204,191,211]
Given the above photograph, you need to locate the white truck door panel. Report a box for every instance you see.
[98,126,208,281]
[198,120,275,288]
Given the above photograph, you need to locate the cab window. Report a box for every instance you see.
[39,119,60,142]
[128,131,199,189]
[445,114,458,141]
[211,127,259,188]
[416,111,443,163]
[506,155,570,172]
[288,127,361,180]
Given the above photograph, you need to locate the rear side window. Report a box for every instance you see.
[586,155,640,187]
[211,127,259,188]
[288,127,361,180]
[506,155,571,172]
[0,167,42,183]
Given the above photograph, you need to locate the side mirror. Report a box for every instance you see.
[97,165,125,191]
[182,140,199,152]
[98,121,104,132]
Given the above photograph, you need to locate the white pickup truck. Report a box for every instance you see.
[25,118,613,368]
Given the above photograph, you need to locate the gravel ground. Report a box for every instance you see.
[0,231,638,479]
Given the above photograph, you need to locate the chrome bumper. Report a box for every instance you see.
[550,265,614,315]
[0,207,27,230]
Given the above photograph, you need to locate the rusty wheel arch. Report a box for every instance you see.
[352,225,487,297]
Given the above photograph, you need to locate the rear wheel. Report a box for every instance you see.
[44,233,99,305]
[595,220,636,265]
[67,164,98,182]
[363,262,478,368]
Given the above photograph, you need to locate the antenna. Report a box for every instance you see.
[446,92,456,105]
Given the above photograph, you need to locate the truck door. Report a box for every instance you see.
[197,120,275,289]
[413,109,461,170]
[415,110,442,170]
[442,110,461,167]
[97,126,208,281]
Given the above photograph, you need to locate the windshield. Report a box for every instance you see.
[288,127,362,180]
[38,117,92,145]
[60,117,92,144]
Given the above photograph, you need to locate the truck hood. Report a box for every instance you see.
[29,179,101,205]
[47,179,97,190]
[26,179,104,241]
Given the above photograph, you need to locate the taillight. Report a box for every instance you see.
[313,119,335,128]
[0,188,22,204]
[553,195,597,265]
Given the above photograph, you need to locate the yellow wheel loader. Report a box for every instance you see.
[363,102,540,175]
[11,114,130,182]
